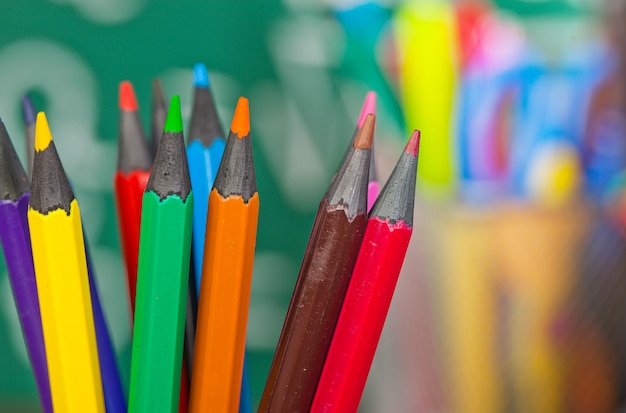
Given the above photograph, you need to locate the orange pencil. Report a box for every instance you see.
[189,97,259,413]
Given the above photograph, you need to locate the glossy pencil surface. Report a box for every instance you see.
[0,120,52,413]
[311,131,420,413]
[259,115,375,413]
[189,97,259,413]
[114,81,152,312]
[129,96,193,413]
[187,62,227,293]
[28,113,104,412]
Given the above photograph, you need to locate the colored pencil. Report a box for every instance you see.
[367,141,379,212]
[335,92,376,182]
[187,62,226,293]
[151,78,167,155]
[185,63,253,412]
[189,96,259,413]
[0,119,52,413]
[395,1,457,198]
[84,238,127,412]
[28,112,104,412]
[21,94,36,178]
[259,114,375,413]
[128,95,193,412]
[114,81,152,313]
[311,130,420,413]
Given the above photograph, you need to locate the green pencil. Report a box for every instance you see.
[129,95,194,412]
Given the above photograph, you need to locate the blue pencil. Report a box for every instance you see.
[85,238,127,412]
[187,63,251,413]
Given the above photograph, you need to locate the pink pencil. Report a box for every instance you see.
[311,131,420,413]
[357,92,379,212]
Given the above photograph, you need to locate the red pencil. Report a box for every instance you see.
[311,130,420,413]
[114,81,152,313]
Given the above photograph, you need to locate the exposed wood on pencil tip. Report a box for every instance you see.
[353,114,375,149]
[406,130,421,157]
[230,97,250,138]
[119,81,139,111]
[34,112,53,152]
[0,120,30,201]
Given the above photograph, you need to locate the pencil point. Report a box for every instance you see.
[0,120,30,201]
[193,63,209,88]
[22,94,37,126]
[230,97,250,138]
[357,92,376,129]
[164,95,183,133]
[35,112,53,152]
[353,114,375,149]
[406,130,420,157]
[119,81,139,111]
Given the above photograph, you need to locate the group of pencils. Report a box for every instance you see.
[0,62,419,412]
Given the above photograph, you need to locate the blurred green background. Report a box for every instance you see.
[0,0,597,411]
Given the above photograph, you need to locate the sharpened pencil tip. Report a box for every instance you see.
[35,112,53,152]
[193,63,209,88]
[357,92,376,129]
[405,130,420,157]
[353,114,375,149]
[164,95,183,133]
[230,97,250,138]
[119,81,139,111]
[21,94,37,125]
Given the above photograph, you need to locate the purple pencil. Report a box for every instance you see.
[0,119,52,413]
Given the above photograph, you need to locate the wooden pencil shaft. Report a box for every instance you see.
[189,191,259,412]
[129,191,193,412]
[259,201,367,412]
[29,200,104,412]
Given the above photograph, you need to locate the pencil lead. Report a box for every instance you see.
[354,114,375,149]
[406,130,421,157]
[230,97,250,138]
[35,112,53,152]
[357,92,376,129]
[193,63,209,88]
[22,95,37,126]
[0,120,29,201]
[164,95,183,133]
[119,81,139,111]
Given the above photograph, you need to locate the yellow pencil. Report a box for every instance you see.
[28,112,104,412]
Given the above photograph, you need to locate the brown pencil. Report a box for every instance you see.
[258,114,375,413]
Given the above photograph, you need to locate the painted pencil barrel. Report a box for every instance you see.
[311,218,412,413]
[129,191,193,412]
[186,137,226,287]
[85,240,127,412]
[28,200,105,412]
[114,170,150,312]
[259,205,367,412]
[0,196,52,413]
[189,191,259,413]
[440,211,500,413]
